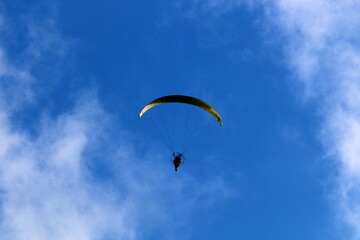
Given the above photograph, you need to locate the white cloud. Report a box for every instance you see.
[262,0,360,238]
[0,91,135,239]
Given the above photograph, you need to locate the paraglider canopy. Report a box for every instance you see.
[138,95,223,126]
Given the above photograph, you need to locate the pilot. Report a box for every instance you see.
[172,153,183,171]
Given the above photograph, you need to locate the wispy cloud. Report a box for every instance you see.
[0,48,34,110]
[0,17,134,237]
[261,0,360,238]
[0,97,136,240]
[0,4,232,240]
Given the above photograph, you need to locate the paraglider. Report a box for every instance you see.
[138,95,222,171]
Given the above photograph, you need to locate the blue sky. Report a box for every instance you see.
[0,0,360,239]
